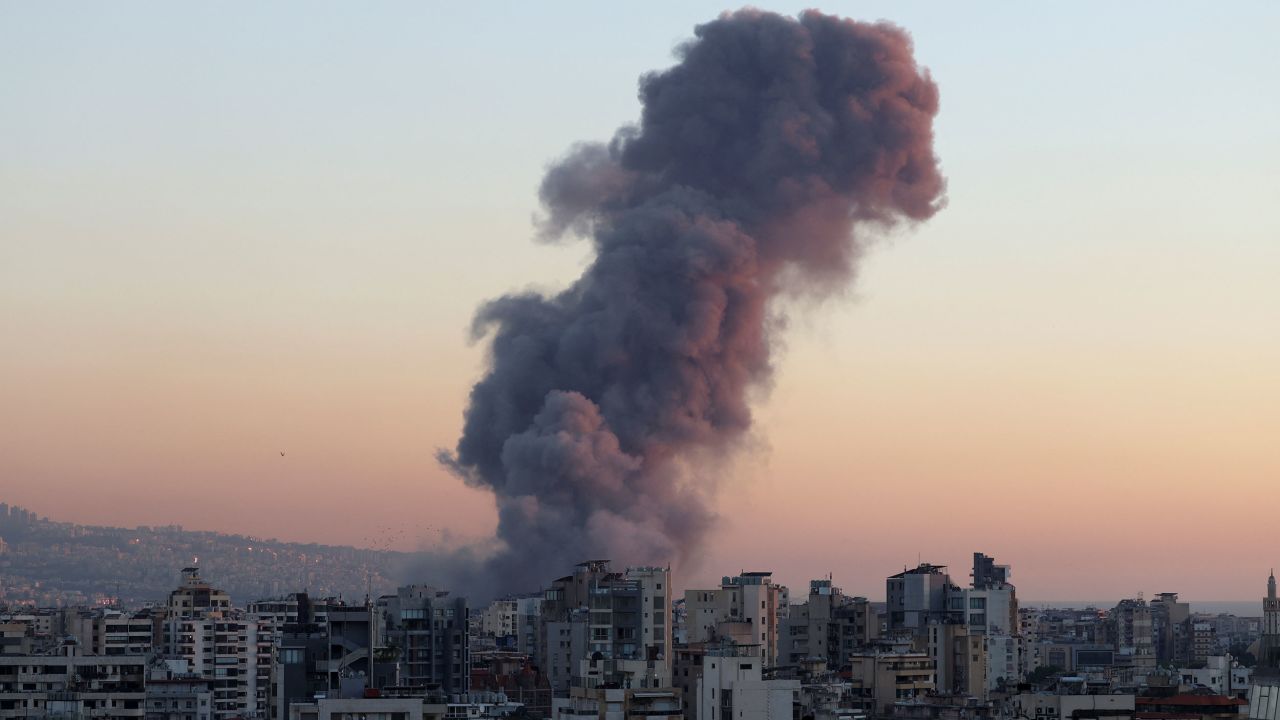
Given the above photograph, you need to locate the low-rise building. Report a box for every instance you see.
[1014,693,1135,720]
[552,686,682,720]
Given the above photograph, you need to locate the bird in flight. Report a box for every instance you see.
[280,451,285,457]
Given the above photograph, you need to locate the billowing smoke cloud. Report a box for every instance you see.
[426,9,945,598]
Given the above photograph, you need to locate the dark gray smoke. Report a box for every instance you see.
[426,8,945,598]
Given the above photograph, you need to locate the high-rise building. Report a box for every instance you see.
[1109,599,1156,672]
[778,579,877,667]
[927,622,986,697]
[539,561,673,693]
[886,564,960,635]
[1150,592,1191,666]
[972,553,1010,590]
[684,572,787,664]
[379,585,469,695]
[159,569,272,720]
[271,595,405,720]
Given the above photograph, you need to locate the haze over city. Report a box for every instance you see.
[3,1,1278,604]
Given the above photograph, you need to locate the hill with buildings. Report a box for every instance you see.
[0,502,406,607]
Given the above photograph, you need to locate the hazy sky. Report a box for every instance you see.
[2,2,1277,601]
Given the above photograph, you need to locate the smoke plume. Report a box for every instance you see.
[428,9,945,598]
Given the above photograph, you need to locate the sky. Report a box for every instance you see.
[1,2,1277,602]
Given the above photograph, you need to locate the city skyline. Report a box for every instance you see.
[3,3,1278,602]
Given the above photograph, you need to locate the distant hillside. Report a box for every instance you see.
[0,502,407,607]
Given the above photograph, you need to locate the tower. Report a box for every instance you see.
[1259,570,1280,675]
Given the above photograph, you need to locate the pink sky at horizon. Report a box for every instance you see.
[2,2,1277,602]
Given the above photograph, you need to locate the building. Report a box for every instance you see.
[552,685,682,720]
[0,643,147,720]
[1151,593,1192,666]
[926,623,985,698]
[272,620,330,720]
[1178,655,1251,695]
[694,648,798,720]
[684,572,787,665]
[1014,693,1135,720]
[145,676,213,720]
[476,595,542,657]
[540,562,673,694]
[1191,622,1219,666]
[1136,694,1247,719]
[287,697,448,720]
[779,579,878,667]
[847,651,935,714]
[971,554,1009,591]
[164,569,232,626]
[541,562,613,693]
[1109,599,1156,672]
[0,625,32,656]
[379,586,469,695]
[1249,571,1280,720]
[469,651,552,717]
[1259,573,1280,675]
[886,565,958,637]
[158,569,272,720]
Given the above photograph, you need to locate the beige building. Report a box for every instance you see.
[846,651,935,714]
[927,623,986,698]
[684,572,787,665]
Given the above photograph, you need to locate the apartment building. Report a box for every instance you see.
[778,579,877,667]
[684,572,787,666]
[846,651,935,714]
[694,649,797,720]
[540,562,673,694]
[0,644,147,720]
[379,586,469,695]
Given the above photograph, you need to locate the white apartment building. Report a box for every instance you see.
[696,652,797,720]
